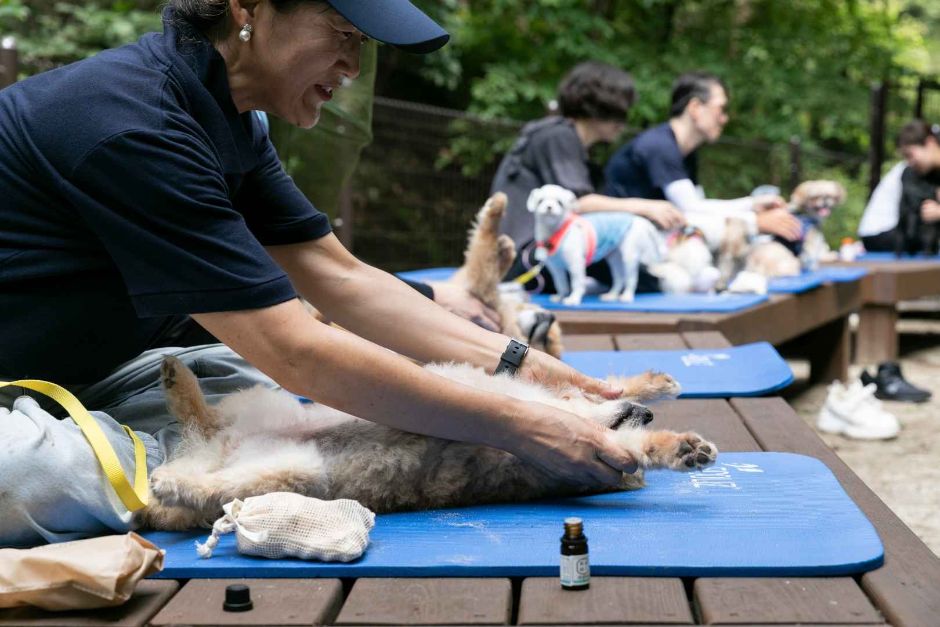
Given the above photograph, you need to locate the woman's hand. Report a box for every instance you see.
[756,207,802,241]
[427,281,502,332]
[500,400,638,486]
[639,201,686,230]
[519,348,622,399]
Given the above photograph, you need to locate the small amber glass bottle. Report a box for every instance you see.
[560,517,590,590]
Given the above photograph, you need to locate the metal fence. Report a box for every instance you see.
[346,97,869,272]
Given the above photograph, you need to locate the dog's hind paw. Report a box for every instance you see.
[149,466,184,506]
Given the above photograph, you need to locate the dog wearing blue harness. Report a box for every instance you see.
[527,184,664,305]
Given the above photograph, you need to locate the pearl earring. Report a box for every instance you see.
[239,24,253,42]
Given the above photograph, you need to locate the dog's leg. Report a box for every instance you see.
[149,455,329,523]
[616,429,718,471]
[136,501,213,531]
[161,355,224,438]
[607,371,681,403]
[559,235,587,305]
[546,257,571,303]
[451,193,511,307]
[601,250,626,301]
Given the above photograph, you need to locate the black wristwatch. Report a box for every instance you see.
[494,339,529,377]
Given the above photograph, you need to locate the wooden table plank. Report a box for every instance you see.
[0,580,178,627]
[694,577,883,624]
[650,400,761,453]
[730,398,940,627]
[149,579,343,626]
[516,577,693,624]
[334,578,512,625]
[680,331,732,349]
[614,333,687,350]
[563,334,616,351]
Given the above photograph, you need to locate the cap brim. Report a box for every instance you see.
[326,0,449,54]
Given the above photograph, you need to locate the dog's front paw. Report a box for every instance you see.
[672,433,718,470]
[562,295,583,306]
[550,294,563,303]
[600,291,620,302]
[646,372,681,399]
[618,292,636,303]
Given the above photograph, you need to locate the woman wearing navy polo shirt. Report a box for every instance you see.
[0,0,639,546]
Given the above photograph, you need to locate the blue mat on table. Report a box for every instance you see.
[814,266,869,282]
[856,252,940,262]
[529,292,767,313]
[563,342,792,397]
[399,267,768,313]
[141,452,883,578]
[766,273,826,293]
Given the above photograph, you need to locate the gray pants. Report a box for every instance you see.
[0,345,276,547]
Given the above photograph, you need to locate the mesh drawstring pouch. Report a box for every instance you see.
[196,492,375,562]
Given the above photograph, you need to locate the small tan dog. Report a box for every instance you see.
[722,180,847,284]
[138,357,717,530]
[450,192,564,358]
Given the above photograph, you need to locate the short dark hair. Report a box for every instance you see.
[669,71,727,118]
[556,61,635,122]
[172,0,327,41]
[897,119,940,148]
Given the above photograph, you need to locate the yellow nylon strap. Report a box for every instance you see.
[513,262,544,285]
[0,379,149,511]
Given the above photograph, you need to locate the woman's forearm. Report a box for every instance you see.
[576,193,663,216]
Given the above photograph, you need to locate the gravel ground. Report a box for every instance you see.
[784,318,940,557]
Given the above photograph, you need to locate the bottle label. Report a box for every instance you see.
[560,554,590,587]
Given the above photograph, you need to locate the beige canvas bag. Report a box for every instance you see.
[0,532,164,611]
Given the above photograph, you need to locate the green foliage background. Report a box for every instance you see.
[2,0,938,252]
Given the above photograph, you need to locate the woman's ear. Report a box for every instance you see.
[229,0,261,23]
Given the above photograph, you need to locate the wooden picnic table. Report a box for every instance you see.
[553,279,861,384]
[2,331,938,626]
[827,259,940,364]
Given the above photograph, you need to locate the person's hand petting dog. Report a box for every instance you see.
[756,206,803,241]
[920,199,940,224]
[428,281,502,332]
[638,200,687,230]
[501,402,638,487]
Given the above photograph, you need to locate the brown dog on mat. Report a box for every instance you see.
[137,356,717,530]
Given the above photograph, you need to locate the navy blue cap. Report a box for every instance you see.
[325,0,449,54]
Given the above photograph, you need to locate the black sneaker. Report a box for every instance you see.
[860,362,932,403]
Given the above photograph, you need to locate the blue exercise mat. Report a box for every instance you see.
[814,266,869,282]
[563,342,793,397]
[141,452,883,578]
[529,292,768,313]
[397,267,460,283]
[767,273,826,293]
[399,267,768,312]
[855,252,940,262]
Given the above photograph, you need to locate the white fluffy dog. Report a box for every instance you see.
[138,357,718,530]
[528,184,664,304]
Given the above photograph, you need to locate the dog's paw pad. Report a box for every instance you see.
[676,434,717,470]
[160,357,183,389]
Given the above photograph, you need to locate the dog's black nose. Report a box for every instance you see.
[633,405,654,425]
[613,403,654,428]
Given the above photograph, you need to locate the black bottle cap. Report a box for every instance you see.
[223,583,253,612]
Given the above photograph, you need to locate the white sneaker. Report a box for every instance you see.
[817,380,901,440]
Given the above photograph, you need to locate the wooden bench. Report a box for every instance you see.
[827,260,940,364]
[3,331,937,626]
[554,280,861,383]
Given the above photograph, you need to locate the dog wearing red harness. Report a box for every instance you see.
[528,184,664,305]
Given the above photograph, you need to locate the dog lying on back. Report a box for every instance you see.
[138,357,718,530]
[528,184,664,304]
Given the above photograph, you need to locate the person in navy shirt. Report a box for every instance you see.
[604,72,800,249]
[0,0,636,546]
